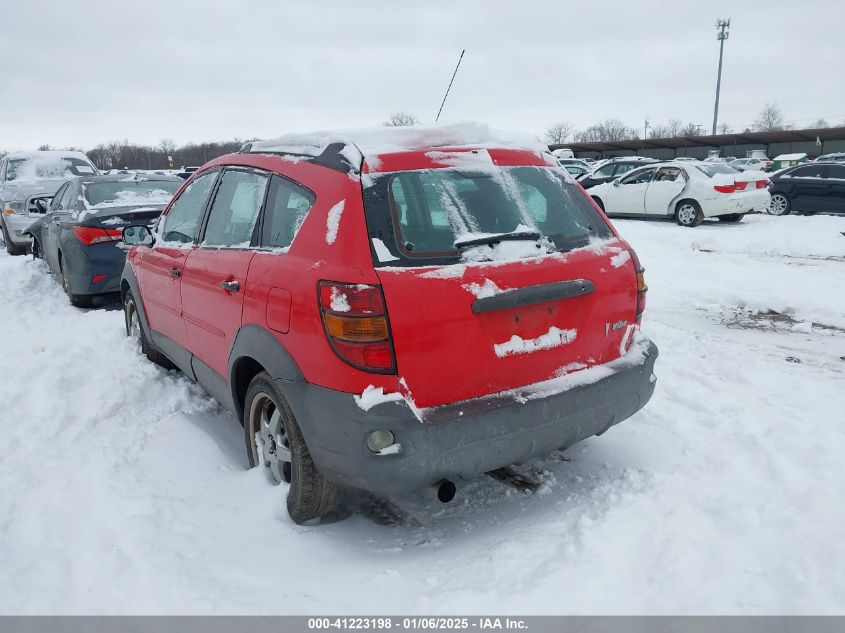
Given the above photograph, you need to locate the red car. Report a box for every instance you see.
[120,125,658,523]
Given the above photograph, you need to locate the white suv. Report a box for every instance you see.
[0,151,98,255]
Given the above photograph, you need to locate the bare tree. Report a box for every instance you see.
[679,122,702,136]
[37,144,53,151]
[666,119,684,137]
[544,121,574,144]
[574,118,639,142]
[754,103,786,131]
[718,122,732,134]
[383,112,419,127]
[811,118,829,129]
[649,124,670,139]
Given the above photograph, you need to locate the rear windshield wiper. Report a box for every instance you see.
[454,229,542,250]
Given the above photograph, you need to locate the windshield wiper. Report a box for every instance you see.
[453,229,542,250]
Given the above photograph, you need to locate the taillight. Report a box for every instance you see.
[318,281,396,374]
[72,226,123,245]
[713,183,736,193]
[734,181,748,191]
[627,247,647,323]
[756,180,768,189]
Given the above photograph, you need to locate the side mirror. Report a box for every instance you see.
[613,179,621,187]
[35,199,49,214]
[122,225,153,247]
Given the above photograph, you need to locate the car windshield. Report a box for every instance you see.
[7,157,96,181]
[84,180,181,208]
[695,163,740,177]
[362,166,613,265]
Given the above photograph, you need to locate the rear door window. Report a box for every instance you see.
[160,171,218,243]
[202,170,269,247]
[620,167,657,185]
[51,184,69,211]
[788,165,825,179]
[260,175,315,249]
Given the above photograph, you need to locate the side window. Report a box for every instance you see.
[161,171,218,243]
[654,167,682,182]
[203,170,269,248]
[594,164,616,178]
[51,184,69,211]
[620,168,657,185]
[826,165,845,180]
[0,159,6,182]
[261,175,315,249]
[60,184,76,210]
[789,165,823,179]
[613,163,637,177]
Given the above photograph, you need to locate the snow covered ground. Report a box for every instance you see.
[1,213,844,614]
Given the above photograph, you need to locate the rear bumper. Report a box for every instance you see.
[63,241,127,295]
[282,337,659,496]
[700,190,771,217]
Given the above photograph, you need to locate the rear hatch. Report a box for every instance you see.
[77,205,164,230]
[362,150,638,408]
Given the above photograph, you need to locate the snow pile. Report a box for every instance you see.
[325,200,345,245]
[463,279,502,299]
[89,189,174,209]
[494,326,577,358]
[354,385,404,412]
[371,238,399,262]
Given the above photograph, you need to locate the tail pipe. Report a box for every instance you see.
[426,479,456,503]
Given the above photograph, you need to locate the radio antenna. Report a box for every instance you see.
[435,49,466,122]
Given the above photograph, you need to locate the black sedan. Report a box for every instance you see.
[767,162,845,216]
[576,158,658,189]
[24,174,182,306]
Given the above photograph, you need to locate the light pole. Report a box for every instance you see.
[711,18,730,136]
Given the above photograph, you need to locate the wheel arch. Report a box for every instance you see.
[228,324,305,424]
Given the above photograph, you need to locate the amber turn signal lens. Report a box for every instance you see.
[323,313,389,342]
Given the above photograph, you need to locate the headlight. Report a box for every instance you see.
[2,201,25,215]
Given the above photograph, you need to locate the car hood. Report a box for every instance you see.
[2,178,69,200]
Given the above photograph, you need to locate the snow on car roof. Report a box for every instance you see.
[4,150,91,160]
[247,122,548,169]
[773,153,808,161]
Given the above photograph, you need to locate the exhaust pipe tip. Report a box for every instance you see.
[436,479,456,503]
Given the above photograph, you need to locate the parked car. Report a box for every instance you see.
[746,150,773,171]
[730,158,766,172]
[24,174,181,306]
[813,152,845,163]
[175,166,200,180]
[586,161,770,226]
[557,158,589,168]
[0,151,98,255]
[674,157,699,162]
[576,157,658,189]
[563,164,589,177]
[551,148,574,159]
[767,162,845,216]
[120,126,658,524]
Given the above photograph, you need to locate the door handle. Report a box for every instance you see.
[168,268,181,278]
[220,280,240,292]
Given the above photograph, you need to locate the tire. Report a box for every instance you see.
[591,196,605,212]
[674,200,704,227]
[718,213,745,222]
[244,372,340,524]
[2,222,26,256]
[768,193,791,216]
[59,255,92,308]
[123,289,175,368]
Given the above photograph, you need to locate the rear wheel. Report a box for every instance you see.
[768,193,791,216]
[718,213,745,222]
[591,196,605,212]
[675,200,704,227]
[244,372,339,524]
[2,223,26,256]
[59,256,92,308]
[123,289,174,368]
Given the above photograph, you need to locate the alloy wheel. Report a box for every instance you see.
[769,194,788,216]
[249,392,292,484]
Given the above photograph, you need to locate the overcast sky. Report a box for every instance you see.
[2,0,843,151]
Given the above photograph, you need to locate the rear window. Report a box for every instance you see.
[695,163,739,177]
[362,166,613,266]
[84,180,181,207]
[7,156,96,181]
